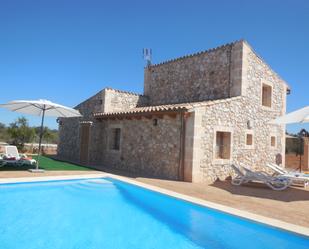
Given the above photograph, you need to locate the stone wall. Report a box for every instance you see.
[103,88,148,112]
[75,90,105,118]
[57,87,147,163]
[144,41,243,105]
[186,99,284,183]
[57,90,101,162]
[58,95,183,181]
[185,42,288,183]
[90,115,182,180]
[57,117,81,163]
[242,41,287,166]
[74,88,148,116]
[195,99,283,182]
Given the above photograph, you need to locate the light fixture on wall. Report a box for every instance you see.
[56,118,63,126]
[153,118,158,126]
[247,120,253,129]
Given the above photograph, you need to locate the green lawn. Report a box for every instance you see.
[0,155,93,171]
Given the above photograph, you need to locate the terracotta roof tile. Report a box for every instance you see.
[94,96,242,118]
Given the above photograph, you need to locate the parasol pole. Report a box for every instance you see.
[36,105,46,170]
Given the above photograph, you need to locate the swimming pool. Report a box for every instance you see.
[0,177,308,249]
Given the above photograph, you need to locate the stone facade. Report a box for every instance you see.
[57,117,81,163]
[97,116,182,179]
[182,42,288,183]
[103,88,148,113]
[57,40,289,183]
[57,88,148,163]
[74,88,148,117]
[144,41,243,105]
[57,90,101,163]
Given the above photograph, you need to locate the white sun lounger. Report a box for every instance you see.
[0,145,36,167]
[266,163,309,187]
[231,164,291,191]
[266,163,292,175]
[5,145,21,160]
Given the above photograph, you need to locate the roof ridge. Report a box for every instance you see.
[105,87,145,96]
[148,39,245,68]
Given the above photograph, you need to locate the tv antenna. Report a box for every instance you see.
[143,48,152,67]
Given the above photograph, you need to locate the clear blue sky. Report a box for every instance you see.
[0,0,308,133]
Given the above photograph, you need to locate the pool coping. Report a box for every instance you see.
[1,173,309,238]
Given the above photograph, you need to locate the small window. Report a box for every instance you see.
[215,131,231,159]
[262,84,272,107]
[109,128,121,151]
[271,136,276,147]
[245,131,254,149]
[246,134,253,146]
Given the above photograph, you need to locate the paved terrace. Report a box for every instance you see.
[1,169,308,227]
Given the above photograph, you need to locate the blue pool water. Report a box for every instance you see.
[0,178,308,249]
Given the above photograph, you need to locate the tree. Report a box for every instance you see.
[0,122,5,131]
[7,117,35,149]
[0,122,9,142]
[299,129,309,137]
[34,126,58,144]
[41,127,56,144]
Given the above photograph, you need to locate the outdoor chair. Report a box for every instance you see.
[0,145,36,167]
[266,163,309,187]
[4,145,22,160]
[230,164,291,191]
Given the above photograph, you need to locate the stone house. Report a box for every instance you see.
[57,40,290,183]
